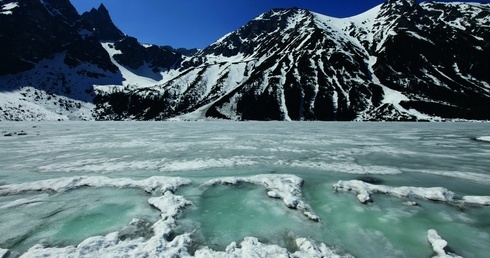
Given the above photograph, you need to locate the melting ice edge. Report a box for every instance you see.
[1,174,488,258]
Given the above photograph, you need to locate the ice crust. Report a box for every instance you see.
[195,237,353,258]
[202,174,320,221]
[6,174,345,257]
[0,176,191,195]
[461,196,490,206]
[333,180,455,204]
[333,180,490,206]
[427,229,462,258]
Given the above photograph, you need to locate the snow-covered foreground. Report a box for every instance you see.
[0,122,489,257]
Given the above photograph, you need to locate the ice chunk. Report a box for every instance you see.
[333,180,490,208]
[476,136,490,142]
[461,196,490,206]
[427,229,462,258]
[0,176,191,195]
[294,238,354,258]
[0,248,9,258]
[202,174,320,222]
[148,191,192,220]
[333,180,455,204]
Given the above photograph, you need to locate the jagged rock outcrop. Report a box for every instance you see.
[0,0,117,75]
[81,3,125,41]
[112,37,182,73]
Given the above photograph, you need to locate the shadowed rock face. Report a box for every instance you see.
[113,37,182,73]
[0,0,117,75]
[371,0,490,120]
[81,4,125,42]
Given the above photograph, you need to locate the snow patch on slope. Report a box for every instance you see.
[100,42,161,88]
[1,1,18,15]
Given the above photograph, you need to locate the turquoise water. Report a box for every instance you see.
[0,187,159,255]
[0,121,489,257]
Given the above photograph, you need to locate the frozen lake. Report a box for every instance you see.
[0,121,489,257]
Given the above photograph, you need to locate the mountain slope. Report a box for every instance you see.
[94,0,490,121]
[0,0,186,121]
[95,8,382,121]
[369,0,490,120]
[1,0,489,121]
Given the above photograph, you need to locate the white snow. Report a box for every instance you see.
[148,191,193,220]
[476,136,490,142]
[461,196,490,206]
[406,31,435,45]
[203,174,320,221]
[0,51,123,121]
[0,248,9,258]
[100,42,165,87]
[333,180,455,204]
[334,180,490,208]
[1,2,18,15]
[195,237,353,258]
[427,229,462,258]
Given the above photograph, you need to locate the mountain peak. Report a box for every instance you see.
[98,3,108,12]
[81,4,125,41]
[186,7,313,63]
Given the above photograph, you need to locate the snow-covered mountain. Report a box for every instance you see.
[0,0,186,120]
[1,0,489,121]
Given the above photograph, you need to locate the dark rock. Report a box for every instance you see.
[113,37,182,72]
[81,4,125,41]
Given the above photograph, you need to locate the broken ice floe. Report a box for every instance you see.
[0,176,191,195]
[202,174,320,222]
[427,229,462,258]
[333,180,490,207]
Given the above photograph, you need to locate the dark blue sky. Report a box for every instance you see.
[71,0,490,49]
